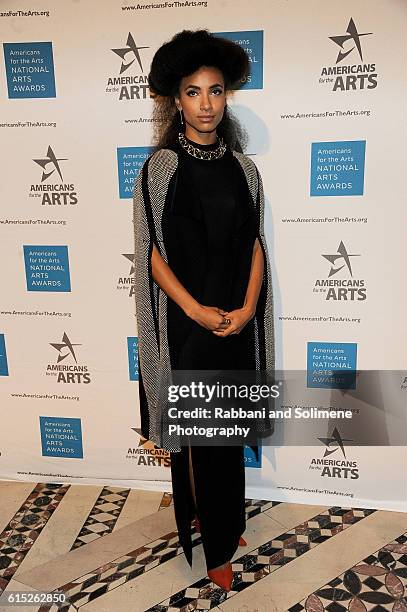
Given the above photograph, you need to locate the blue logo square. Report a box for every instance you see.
[310,140,366,196]
[3,42,56,99]
[307,342,358,389]
[0,334,9,376]
[214,31,263,90]
[244,444,262,468]
[40,416,83,458]
[23,245,71,292]
[117,147,153,199]
[127,336,139,381]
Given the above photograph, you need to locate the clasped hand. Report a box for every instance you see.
[192,304,254,336]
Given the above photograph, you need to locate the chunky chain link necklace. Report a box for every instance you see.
[178,131,227,160]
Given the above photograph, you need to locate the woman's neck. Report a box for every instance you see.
[184,127,217,146]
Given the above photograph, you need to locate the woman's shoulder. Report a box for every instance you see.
[232,150,259,179]
[145,147,179,174]
[135,148,178,197]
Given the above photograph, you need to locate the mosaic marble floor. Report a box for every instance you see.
[0,480,406,611]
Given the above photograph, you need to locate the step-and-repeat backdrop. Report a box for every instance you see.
[1,0,406,512]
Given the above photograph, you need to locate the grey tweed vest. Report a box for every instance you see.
[133,147,275,452]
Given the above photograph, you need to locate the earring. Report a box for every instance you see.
[179,108,184,126]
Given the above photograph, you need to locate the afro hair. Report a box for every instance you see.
[148,29,250,96]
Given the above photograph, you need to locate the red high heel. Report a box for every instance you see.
[208,561,233,592]
[193,516,247,546]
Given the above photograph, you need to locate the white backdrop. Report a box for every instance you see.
[1,0,406,512]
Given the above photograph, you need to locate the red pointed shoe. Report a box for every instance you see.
[192,516,201,531]
[208,561,233,592]
[193,516,247,546]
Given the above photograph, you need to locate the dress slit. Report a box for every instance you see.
[170,439,246,571]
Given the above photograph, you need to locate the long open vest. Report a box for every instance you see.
[133,147,275,452]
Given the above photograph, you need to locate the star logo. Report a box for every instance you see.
[111,33,149,74]
[50,333,81,364]
[329,18,373,64]
[33,145,67,183]
[131,428,162,451]
[322,241,360,278]
[318,426,353,458]
[122,253,135,275]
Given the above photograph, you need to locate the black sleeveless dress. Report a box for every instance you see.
[162,135,258,571]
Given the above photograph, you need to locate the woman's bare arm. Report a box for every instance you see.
[242,237,264,317]
[151,244,229,331]
[212,238,264,336]
[151,243,199,318]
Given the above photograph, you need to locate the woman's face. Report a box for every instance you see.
[175,65,226,141]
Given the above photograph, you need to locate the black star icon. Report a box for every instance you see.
[329,18,372,64]
[322,241,360,278]
[50,332,81,364]
[318,427,353,458]
[33,145,67,183]
[123,253,135,275]
[111,33,149,74]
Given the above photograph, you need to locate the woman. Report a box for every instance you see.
[133,29,275,592]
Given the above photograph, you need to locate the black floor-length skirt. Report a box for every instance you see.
[170,442,246,570]
[169,318,255,571]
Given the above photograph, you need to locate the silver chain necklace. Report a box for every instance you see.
[178,131,227,160]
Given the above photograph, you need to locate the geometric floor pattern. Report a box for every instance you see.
[41,530,201,611]
[37,499,280,611]
[70,487,131,550]
[288,531,407,611]
[1,480,407,612]
[147,507,376,611]
[0,483,70,595]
